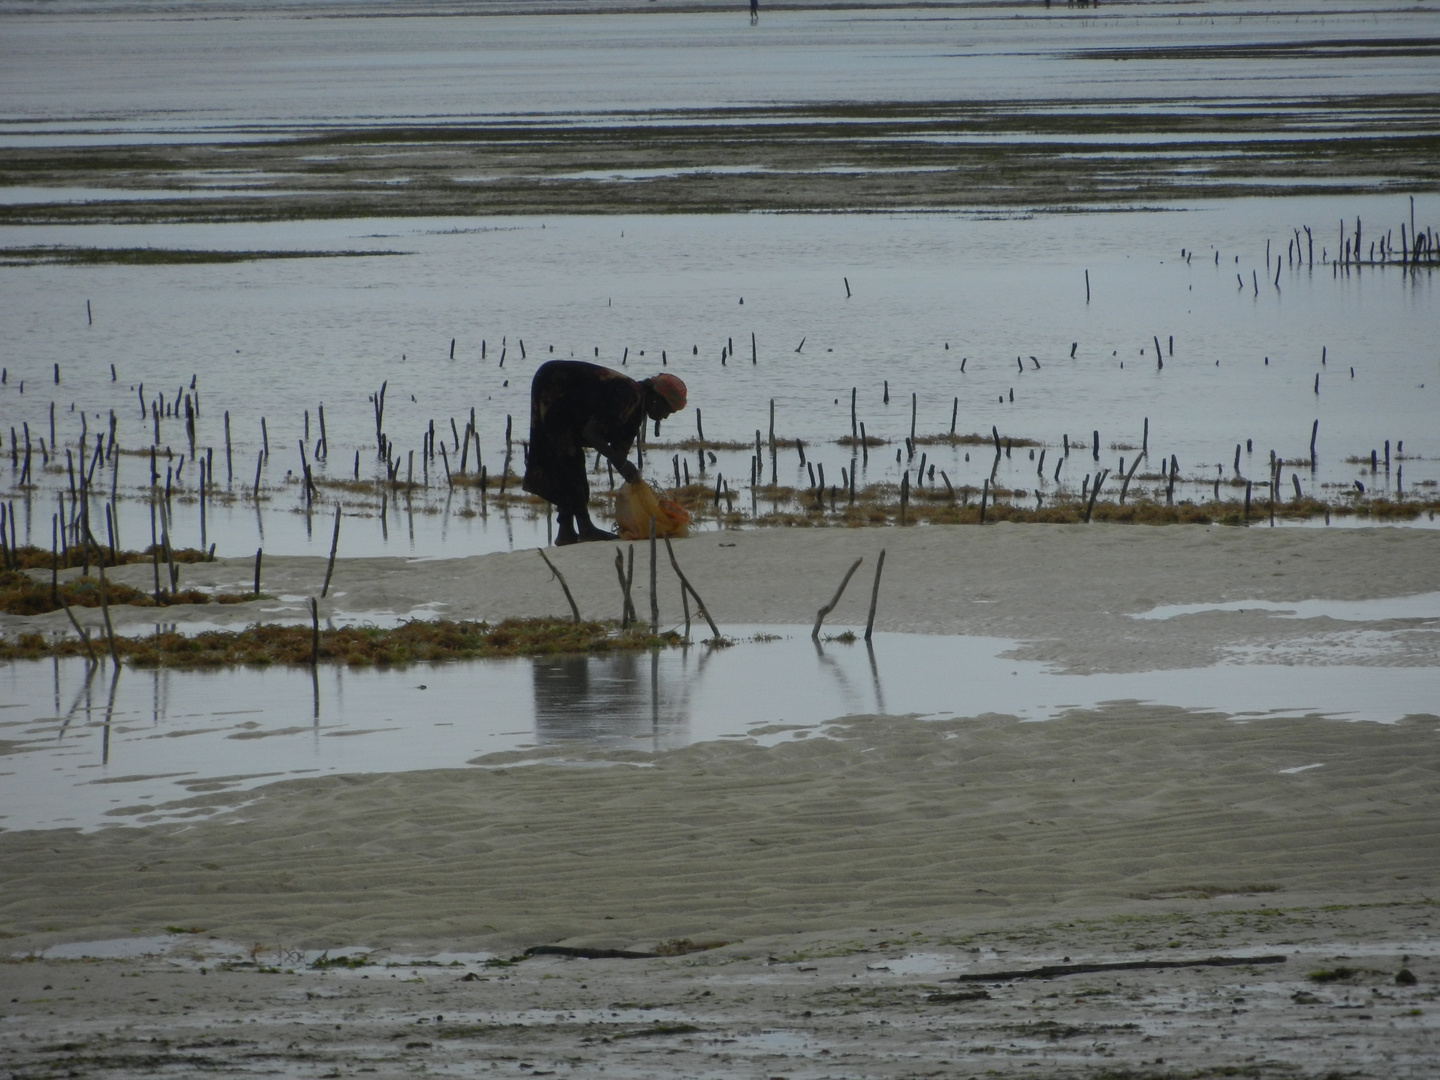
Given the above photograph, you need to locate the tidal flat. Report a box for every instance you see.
[2,5,1439,1076]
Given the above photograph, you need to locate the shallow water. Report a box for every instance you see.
[2,623,1436,833]
[1,196,1436,557]
[3,1,1437,135]
[2,1,1437,555]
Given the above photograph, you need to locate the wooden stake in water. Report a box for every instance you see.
[1118,455,1143,505]
[310,597,320,666]
[812,556,863,640]
[649,516,659,634]
[198,457,207,551]
[1084,469,1109,523]
[664,537,721,643]
[614,547,637,628]
[863,548,886,642]
[321,505,342,597]
[97,562,121,668]
[59,587,98,665]
[253,548,262,596]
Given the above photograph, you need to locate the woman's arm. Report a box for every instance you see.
[581,416,641,483]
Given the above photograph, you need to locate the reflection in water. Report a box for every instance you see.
[813,637,868,716]
[866,641,887,715]
[101,665,121,766]
[532,652,664,745]
[5,625,1437,833]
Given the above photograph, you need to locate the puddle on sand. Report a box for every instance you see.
[32,935,494,970]
[1132,592,1440,623]
[1,626,1436,833]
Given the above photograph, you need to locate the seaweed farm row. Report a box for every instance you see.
[2,200,1436,556]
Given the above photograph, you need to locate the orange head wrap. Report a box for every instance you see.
[647,373,687,412]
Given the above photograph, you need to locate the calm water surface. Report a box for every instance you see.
[2,2,1437,554]
[4,619,1437,832]
[2,0,1438,134]
[1,198,1436,555]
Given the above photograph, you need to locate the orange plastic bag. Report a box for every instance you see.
[614,480,690,540]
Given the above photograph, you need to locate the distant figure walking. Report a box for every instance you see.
[750,0,758,23]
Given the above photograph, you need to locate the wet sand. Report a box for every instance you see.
[18,520,1440,673]
[2,524,1438,1076]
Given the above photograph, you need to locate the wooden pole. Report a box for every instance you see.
[321,504,342,597]
[538,549,581,623]
[1118,455,1143,505]
[663,537,721,643]
[812,556,863,639]
[863,548,886,642]
[1084,469,1109,523]
[97,562,121,668]
[614,547,635,628]
[625,544,636,623]
[59,590,99,665]
[649,516,659,634]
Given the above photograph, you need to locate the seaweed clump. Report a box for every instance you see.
[0,617,682,667]
[0,569,246,616]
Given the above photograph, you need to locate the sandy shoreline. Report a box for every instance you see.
[3,524,1439,1077]
[14,522,1440,671]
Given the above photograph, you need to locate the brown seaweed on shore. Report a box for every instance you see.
[0,617,682,667]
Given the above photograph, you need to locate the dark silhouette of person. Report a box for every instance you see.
[750,0,758,22]
[522,361,687,545]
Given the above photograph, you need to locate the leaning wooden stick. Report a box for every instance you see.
[663,537,721,642]
[538,549,582,623]
[1117,456,1143,505]
[1084,468,1110,523]
[625,544,637,624]
[59,591,99,665]
[614,548,632,628]
[812,556,864,640]
[864,548,886,642]
[97,562,121,668]
[321,504,342,597]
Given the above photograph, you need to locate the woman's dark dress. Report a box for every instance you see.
[522,361,646,511]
